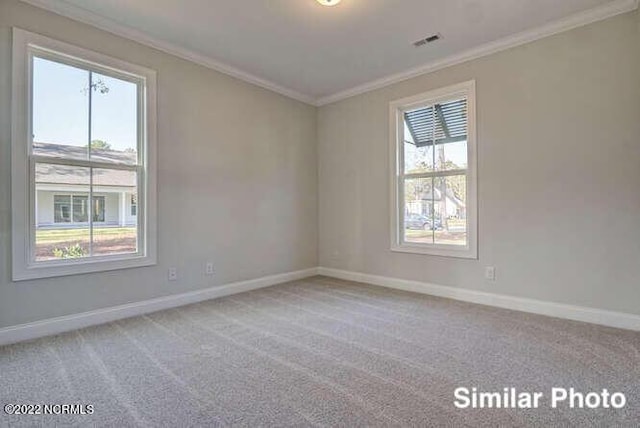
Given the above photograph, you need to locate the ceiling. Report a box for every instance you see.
[22,0,635,104]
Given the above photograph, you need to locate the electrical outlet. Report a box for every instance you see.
[205,262,214,275]
[485,266,496,281]
[168,267,177,281]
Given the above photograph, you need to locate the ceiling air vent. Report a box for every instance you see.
[413,33,441,47]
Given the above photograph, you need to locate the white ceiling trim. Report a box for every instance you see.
[18,0,316,105]
[316,0,639,105]
[18,0,640,107]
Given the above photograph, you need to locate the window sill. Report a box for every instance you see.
[391,243,477,259]
[12,254,157,281]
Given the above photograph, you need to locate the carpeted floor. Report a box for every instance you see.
[1,276,639,427]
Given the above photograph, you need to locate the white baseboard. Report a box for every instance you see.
[3,265,637,346]
[317,267,640,331]
[0,267,319,346]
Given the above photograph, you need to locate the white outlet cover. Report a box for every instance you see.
[168,267,177,281]
[485,266,496,281]
[205,263,214,275]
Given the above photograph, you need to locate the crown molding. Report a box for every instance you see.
[18,0,639,107]
[17,0,316,105]
[315,0,639,106]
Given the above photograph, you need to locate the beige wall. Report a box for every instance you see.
[318,11,640,315]
[0,0,318,328]
[1,1,638,330]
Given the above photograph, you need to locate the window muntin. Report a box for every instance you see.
[390,81,477,258]
[12,29,157,280]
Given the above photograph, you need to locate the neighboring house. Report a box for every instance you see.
[34,142,138,228]
[406,187,466,220]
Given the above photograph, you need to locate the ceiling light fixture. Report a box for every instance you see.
[316,0,341,6]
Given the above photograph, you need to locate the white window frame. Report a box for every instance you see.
[389,80,477,259]
[12,28,157,280]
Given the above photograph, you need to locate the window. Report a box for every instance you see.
[12,29,157,280]
[389,81,477,258]
[53,195,71,223]
[92,196,106,223]
[130,194,137,216]
[72,195,88,223]
[52,195,105,224]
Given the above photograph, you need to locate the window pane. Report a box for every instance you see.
[32,56,89,160]
[434,97,468,171]
[434,175,467,246]
[90,72,138,164]
[130,194,138,216]
[435,140,467,171]
[35,163,90,261]
[403,122,433,174]
[403,177,435,244]
[91,168,138,256]
[92,196,106,222]
[53,195,71,223]
[72,195,88,223]
[404,97,468,173]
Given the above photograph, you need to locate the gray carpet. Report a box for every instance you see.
[1,276,639,427]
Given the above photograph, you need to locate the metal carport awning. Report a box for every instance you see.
[404,98,467,147]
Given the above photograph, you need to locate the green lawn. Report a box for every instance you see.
[36,227,136,244]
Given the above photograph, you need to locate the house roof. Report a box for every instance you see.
[33,142,137,164]
[404,98,467,147]
[34,142,136,188]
